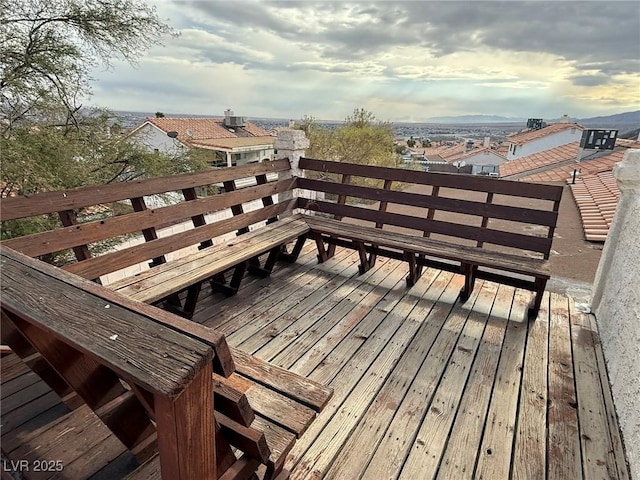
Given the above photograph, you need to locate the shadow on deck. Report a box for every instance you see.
[2,243,629,479]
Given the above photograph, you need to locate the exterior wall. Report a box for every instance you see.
[233,148,275,166]
[466,150,506,167]
[507,128,582,160]
[130,123,186,154]
[591,149,640,480]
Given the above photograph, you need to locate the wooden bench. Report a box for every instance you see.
[1,246,332,479]
[296,157,563,319]
[1,159,308,318]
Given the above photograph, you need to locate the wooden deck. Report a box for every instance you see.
[1,243,629,479]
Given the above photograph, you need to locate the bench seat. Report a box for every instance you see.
[304,214,550,278]
[303,214,551,319]
[106,215,309,316]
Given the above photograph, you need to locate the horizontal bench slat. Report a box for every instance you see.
[230,347,333,413]
[63,199,297,280]
[299,157,563,201]
[304,215,550,278]
[3,178,296,258]
[297,177,558,227]
[299,198,553,255]
[109,216,309,303]
[0,159,292,221]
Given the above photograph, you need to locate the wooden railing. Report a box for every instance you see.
[1,246,218,479]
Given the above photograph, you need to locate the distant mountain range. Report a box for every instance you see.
[424,110,640,127]
[423,114,525,124]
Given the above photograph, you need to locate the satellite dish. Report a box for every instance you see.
[167,131,178,138]
[186,128,193,137]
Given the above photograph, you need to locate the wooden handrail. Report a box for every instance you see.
[1,245,217,479]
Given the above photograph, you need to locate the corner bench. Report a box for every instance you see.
[297,157,563,319]
[106,215,309,318]
[1,159,308,318]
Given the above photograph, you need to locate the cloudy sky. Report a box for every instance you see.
[91,1,640,122]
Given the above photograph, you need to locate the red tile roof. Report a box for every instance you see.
[140,117,270,145]
[507,123,583,145]
[570,170,620,242]
[499,142,579,177]
[519,150,626,183]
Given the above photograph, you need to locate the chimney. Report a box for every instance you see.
[289,119,295,128]
[483,136,490,148]
[559,114,570,124]
[224,109,233,120]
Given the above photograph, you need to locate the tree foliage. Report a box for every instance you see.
[299,108,398,168]
[0,0,210,252]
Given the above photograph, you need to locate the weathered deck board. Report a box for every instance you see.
[1,246,629,479]
[548,292,582,480]
[512,291,550,480]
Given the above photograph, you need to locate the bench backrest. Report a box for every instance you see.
[1,159,295,281]
[297,157,564,259]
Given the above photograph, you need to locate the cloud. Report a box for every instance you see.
[89,1,640,120]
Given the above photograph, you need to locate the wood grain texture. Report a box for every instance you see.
[231,347,333,413]
[154,364,216,480]
[304,214,550,277]
[0,159,291,221]
[298,177,558,226]
[1,247,213,398]
[301,199,553,254]
[299,157,563,201]
[63,199,297,279]
[3,178,296,259]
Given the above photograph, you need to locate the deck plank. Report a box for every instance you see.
[473,288,530,480]
[547,292,582,480]
[570,298,622,479]
[512,291,550,480]
[435,284,513,480]
[399,281,499,479]
[586,312,630,480]
[2,247,628,480]
[358,275,472,479]
[263,257,404,368]
[290,273,458,480]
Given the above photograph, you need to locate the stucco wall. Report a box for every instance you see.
[591,149,640,480]
[508,127,582,160]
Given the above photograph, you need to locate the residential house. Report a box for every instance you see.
[128,110,275,167]
[505,121,584,160]
[500,133,639,242]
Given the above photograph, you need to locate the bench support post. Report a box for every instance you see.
[404,252,421,287]
[355,241,375,275]
[528,277,547,320]
[280,234,308,263]
[312,232,333,263]
[460,263,477,302]
[211,262,248,296]
[248,245,282,278]
[163,283,202,319]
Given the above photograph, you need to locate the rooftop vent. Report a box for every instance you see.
[526,118,545,130]
[224,115,247,128]
[580,129,618,150]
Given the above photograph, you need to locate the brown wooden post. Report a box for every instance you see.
[58,209,93,262]
[182,187,214,249]
[154,363,216,480]
[477,192,494,248]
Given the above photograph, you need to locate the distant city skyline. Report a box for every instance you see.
[91,1,640,122]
